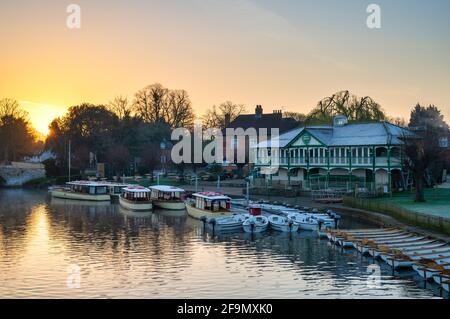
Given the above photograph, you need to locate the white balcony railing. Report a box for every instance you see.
[256,156,402,167]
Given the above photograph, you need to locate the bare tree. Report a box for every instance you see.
[403,129,443,202]
[108,96,131,120]
[132,83,169,124]
[0,98,26,118]
[202,101,246,129]
[166,90,195,128]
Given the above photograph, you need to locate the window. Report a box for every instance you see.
[439,137,448,148]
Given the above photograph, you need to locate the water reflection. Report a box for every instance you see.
[0,189,443,298]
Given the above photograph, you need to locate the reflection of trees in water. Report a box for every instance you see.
[46,199,195,284]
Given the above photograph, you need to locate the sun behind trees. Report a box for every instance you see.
[45,83,195,178]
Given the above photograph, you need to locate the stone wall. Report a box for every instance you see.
[0,162,45,187]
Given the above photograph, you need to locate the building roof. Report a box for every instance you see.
[225,106,298,134]
[255,122,412,148]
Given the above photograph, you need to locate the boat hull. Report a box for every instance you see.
[412,264,444,279]
[243,224,268,233]
[270,222,299,233]
[119,197,153,211]
[185,202,234,220]
[50,189,111,202]
[152,200,185,210]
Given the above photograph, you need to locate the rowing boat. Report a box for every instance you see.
[432,270,450,291]
[412,260,450,279]
[371,242,445,259]
[356,236,425,254]
[386,251,450,269]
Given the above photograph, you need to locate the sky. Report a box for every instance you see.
[1,0,449,135]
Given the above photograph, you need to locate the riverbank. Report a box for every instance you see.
[180,184,450,241]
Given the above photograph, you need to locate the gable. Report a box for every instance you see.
[289,130,325,147]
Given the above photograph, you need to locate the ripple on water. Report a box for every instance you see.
[0,189,443,299]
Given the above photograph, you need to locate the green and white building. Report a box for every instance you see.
[253,116,412,192]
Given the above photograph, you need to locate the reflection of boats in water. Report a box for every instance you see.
[50,197,111,207]
[49,197,114,215]
[118,206,153,218]
[155,208,186,218]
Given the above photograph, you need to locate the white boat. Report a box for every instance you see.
[432,271,450,291]
[186,192,233,219]
[327,228,403,243]
[368,240,441,258]
[371,241,445,259]
[104,182,131,199]
[243,215,269,233]
[386,251,450,269]
[119,186,153,211]
[268,215,299,232]
[309,214,336,228]
[357,236,426,254]
[205,214,251,232]
[50,181,111,201]
[413,260,450,279]
[150,185,186,210]
[287,213,319,231]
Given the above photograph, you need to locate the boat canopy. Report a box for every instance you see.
[123,186,151,193]
[67,181,110,187]
[66,181,109,195]
[150,185,185,193]
[192,192,230,200]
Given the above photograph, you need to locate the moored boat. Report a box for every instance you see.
[386,251,450,269]
[186,192,233,219]
[50,181,111,201]
[150,185,186,210]
[287,213,319,231]
[204,214,251,232]
[412,259,450,279]
[243,215,269,233]
[268,215,298,232]
[119,186,153,211]
[371,241,444,259]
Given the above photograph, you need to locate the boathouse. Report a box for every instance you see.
[253,116,412,193]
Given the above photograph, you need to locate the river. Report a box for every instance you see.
[0,189,442,298]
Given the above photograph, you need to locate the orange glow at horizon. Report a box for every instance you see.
[1,1,449,136]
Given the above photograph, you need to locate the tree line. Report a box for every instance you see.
[0,98,41,164]
[1,86,448,201]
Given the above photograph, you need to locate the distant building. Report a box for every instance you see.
[223,105,299,173]
[253,116,412,192]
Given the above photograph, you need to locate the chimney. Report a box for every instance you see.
[255,105,263,119]
[273,110,282,119]
[224,113,231,127]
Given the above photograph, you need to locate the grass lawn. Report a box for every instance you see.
[373,188,450,219]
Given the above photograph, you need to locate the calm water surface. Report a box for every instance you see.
[0,189,443,299]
